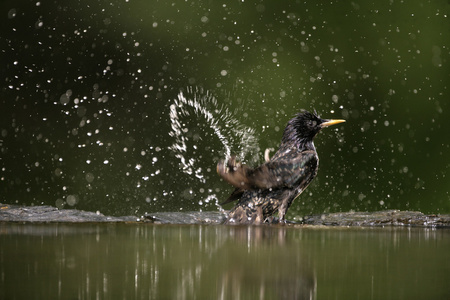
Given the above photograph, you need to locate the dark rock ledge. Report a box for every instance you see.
[301,210,450,228]
[1,203,450,227]
[0,203,138,223]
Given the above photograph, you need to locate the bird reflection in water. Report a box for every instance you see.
[216,225,317,300]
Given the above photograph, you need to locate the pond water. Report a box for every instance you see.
[1,223,449,300]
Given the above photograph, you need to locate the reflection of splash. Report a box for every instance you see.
[168,87,260,208]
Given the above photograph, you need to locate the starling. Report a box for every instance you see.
[217,110,345,224]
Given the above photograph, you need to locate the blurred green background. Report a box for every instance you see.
[1,0,449,217]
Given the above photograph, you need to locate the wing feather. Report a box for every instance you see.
[248,150,317,189]
[217,150,317,204]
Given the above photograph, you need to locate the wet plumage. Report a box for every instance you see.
[217,110,345,224]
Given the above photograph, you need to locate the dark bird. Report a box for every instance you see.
[217,110,345,224]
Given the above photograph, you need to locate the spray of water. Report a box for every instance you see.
[168,87,260,209]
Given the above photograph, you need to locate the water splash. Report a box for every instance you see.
[168,87,260,209]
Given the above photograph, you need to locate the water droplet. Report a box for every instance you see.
[85,173,94,183]
[66,195,78,206]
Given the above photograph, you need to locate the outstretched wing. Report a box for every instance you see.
[217,156,253,190]
[217,156,251,204]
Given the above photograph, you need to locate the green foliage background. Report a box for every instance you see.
[1,1,449,216]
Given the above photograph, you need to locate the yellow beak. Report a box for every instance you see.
[320,119,346,128]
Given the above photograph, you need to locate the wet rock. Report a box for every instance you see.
[142,211,226,224]
[1,204,449,227]
[0,204,138,223]
[301,210,450,228]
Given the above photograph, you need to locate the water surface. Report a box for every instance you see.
[1,223,448,299]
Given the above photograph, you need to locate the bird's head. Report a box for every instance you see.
[283,110,345,147]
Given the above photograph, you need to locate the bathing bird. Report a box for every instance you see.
[217,110,345,224]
